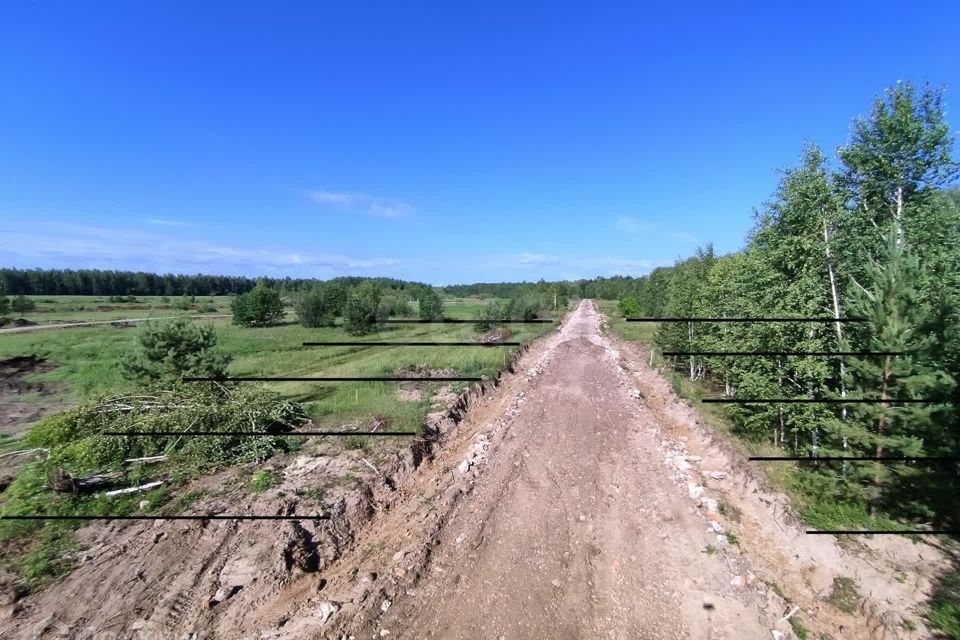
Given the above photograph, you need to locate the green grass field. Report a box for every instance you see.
[1,296,555,434]
[9,294,231,324]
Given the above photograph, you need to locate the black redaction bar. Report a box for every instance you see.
[627,317,865,323]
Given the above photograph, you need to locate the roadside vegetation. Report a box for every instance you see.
[603,82,960,637]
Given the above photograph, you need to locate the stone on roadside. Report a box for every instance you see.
[316,600,340,624]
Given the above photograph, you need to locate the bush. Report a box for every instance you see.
[295,287,336,328]
[417,289,445,321]
[618,296,641,317]
[378,294,414,321]
[25,384,309,475]
[123,317,231,383]
[173,295,193,311]
[11,295,35,315]
[231,282,284,326]
[344,281,382,336]
[474,299,513,332]
[511,294,543,321]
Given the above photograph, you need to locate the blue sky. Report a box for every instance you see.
[1,1,958,285]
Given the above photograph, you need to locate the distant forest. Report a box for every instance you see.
[0,269,429,297]
[0,267,642,301]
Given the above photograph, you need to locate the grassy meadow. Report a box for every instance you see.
[2,295,555,435]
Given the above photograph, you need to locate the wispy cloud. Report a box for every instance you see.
[488,252,670,277]
[307,190,413,218]
[613,215,699,244]
[144,217,194,227]
[0,222,398,276]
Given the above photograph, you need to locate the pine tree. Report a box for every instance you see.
[838,237,952,514]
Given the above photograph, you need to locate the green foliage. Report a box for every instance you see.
[930,571,960,639]
[788,616,808,640]
[378,294,414,320]
[0,286,9,315]
[343,280,382,336]
[295,286,337,328]
[826,577,862,614]
[614,82,960,533]
[173,294,193,310]
[231,281,284,326]
[250,469,278,492]
[474,299,513,332]
[25,384,308,475]
[417,288,445,321]
[123,317,231,383]
[618,296,641,318]
[11,294,35,315]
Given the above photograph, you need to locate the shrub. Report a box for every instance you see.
[295,287,336,328]
[511,294,543,321]
[231,282,284,326]
[123,317,231,383]
[474,299,513,332]
[26,384,308,475]
[11,295,35,315]
[417,289,445,321]
[173,295,193,311]
[343,281,382,336]
[378,294,414,320]
[618,296,641,317]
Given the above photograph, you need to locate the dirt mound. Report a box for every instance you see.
[0,356,64,439]
[0,319,37,329]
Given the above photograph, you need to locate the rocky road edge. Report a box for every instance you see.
[603,314,953,640]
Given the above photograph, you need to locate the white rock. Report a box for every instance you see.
[457,459,471,474]
[701,498,718,513]
[380,599,392,612]
[730,575,747,588]
[771,631,785,640]
[316,600,340,623]
[707,471,728,480]
[688,484,704,500]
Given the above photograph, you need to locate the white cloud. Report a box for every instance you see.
[614,216,653,234]
[0,222,398,276]
[144,217,193,227]
[614,215,698,244]
[307,190,413,218]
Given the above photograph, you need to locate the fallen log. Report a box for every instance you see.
[103,480,166,497]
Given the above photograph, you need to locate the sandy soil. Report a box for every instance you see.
[1,301,949,639]
[0,356,65,439]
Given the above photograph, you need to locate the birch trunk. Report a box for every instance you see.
[822,213,848,420]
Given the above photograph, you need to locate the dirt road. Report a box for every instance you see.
[356,300,773,638]
[0,314,230,334]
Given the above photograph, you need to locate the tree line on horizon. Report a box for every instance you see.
[618,82,960,528]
